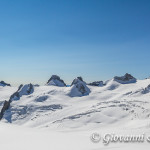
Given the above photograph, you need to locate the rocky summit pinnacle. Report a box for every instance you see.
[47,75,66,87]
[71,77,84,86]
[69,77,90,97]
[114,73,136,84]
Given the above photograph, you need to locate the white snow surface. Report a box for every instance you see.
[1,78,150,149]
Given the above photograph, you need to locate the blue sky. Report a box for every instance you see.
[0,0,150,85]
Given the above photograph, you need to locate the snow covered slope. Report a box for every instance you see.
[1,77,150,131]
[1,77,150,150]
[1,123,150,150]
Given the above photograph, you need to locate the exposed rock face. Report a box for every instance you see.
[88,81,105,87]
[114,73,136,84]
[47,75,66,87]
[0,100,10,120]
[18,84,34,96]
[0,81,11,87]
[141,84,150,94]
[10,84,34,101]
[71,77,84,86]
[69,77,90,97]
[0,84,34,120]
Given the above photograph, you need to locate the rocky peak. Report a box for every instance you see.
[114,73,136,84]
[47,75,66,87]
[0,81,11,87]
[10,83,34,101]
[71,77,85,86]
[69,77,90,97]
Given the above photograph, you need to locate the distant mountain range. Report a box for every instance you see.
[0,73,150,130]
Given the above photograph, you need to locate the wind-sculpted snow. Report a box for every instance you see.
[126,84,150,96]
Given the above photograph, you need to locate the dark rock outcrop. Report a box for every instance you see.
[114,73,136,84]
[0,81,11,87]
[47,75,66,87]
[141,84,150,94]
[71,77,84,86]
[10,84,34,101]
[88,81,105,87]
[0,84,34,120]
[69,77,90,97]
[0,100,10,120]
[33,84,40,87]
